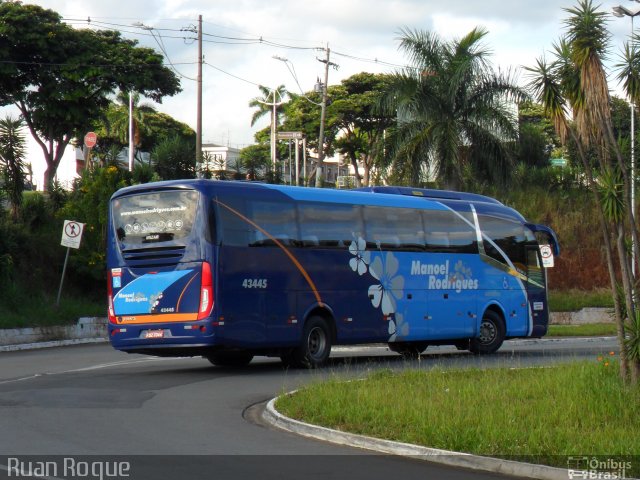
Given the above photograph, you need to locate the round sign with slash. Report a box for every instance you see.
[61,220,85,249]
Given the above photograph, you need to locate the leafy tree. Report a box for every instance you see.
[0,115,26,220]
[280,89,342,184]
[239,143,270,179]
[330,73,395,186]
[381,27,527,188]
[59,166,130,285]
[0,3,180,190]
[152,136,195,180]
[92,98,195,168]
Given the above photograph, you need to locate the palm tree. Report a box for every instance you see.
[527,0,640,383]
[382,27,527,188]
[526,54,628,381]
[249,85,287,127]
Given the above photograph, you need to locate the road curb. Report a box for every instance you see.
[263,397,570,480]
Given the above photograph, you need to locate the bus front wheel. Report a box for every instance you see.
[282,316,332,369]
[469,310,505,354]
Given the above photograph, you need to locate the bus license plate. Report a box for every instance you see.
[144,329,165,339]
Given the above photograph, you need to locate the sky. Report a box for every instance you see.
[4,0,638,186]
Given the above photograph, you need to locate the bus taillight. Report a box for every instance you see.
[198,261,214,320]
[107,271,117,324]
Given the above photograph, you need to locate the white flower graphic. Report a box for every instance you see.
[449,260,472,283]
[349,237,371,275]
[388,312,410,341]
[367,252,405,315]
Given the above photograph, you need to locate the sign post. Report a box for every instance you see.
[83,132,97,172]
[56,220,85,307]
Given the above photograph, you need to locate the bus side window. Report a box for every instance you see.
[249,200,299,247]
[217,197,253,247]
[479,214,528,268]
[298,203,363,249]
[363,206,425,251]
[424,209,476,254]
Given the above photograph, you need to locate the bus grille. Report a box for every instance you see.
[121,246,186,268]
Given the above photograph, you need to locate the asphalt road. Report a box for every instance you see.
[0,337,619,480]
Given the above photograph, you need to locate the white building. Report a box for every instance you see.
[202,144,241,171]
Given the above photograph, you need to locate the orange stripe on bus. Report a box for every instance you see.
[116,313,199,324]
[214,199,324,306]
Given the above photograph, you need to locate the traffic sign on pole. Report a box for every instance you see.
[84,131,97,149]
[61,220,85,249]
[540,244,554,268]
[276,131,304,140]
[57,220,85,306]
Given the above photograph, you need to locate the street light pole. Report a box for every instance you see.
[613,4,640,277]
[256,89,283,171]
[128,91,134,172]
[196,15,203,178]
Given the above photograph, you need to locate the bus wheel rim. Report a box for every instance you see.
[308,327,326,358]
[479,320,496,344]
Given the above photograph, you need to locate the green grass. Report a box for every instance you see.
[0,294,105,329]
[547,323,617,337]
[549,289,614,312]
[276,362,639,471]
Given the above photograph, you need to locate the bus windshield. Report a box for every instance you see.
[112,190,198,246]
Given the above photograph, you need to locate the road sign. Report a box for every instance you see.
[61,220,85,249]
[540,244,554,268]
[276,131,304,140]
[84,131,97,148]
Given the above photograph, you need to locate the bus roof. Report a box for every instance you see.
[353,186,503,205]
[111,179,524,221]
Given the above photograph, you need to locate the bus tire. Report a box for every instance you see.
[206,350,254,367]
[388,341,428,359]
[469,310,505,354]
[285,316,332,369]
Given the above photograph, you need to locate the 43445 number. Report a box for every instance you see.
[242,278,268,289]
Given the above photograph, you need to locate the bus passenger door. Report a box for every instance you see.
[526,245,548,337]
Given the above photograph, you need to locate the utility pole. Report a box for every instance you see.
[128,91,134,172]
[196,14,203,178]
[315,46,332,188]
[271,94,277,170]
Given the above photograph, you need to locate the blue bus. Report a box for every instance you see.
[106,180,559,368]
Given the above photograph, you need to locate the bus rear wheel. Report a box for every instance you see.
[206,350,254,367]
[469,310,505,354]
[281,316,332,369]
[388,341,428,359]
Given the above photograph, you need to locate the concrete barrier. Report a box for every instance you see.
[0,317,108,347]
[549,308,612,325]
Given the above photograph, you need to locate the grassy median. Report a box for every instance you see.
[547,323,617,337]
[276,359,639,471]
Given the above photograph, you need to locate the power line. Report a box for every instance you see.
[61,15,420,88]
[203,61,264,88]
[63,16,408,69]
